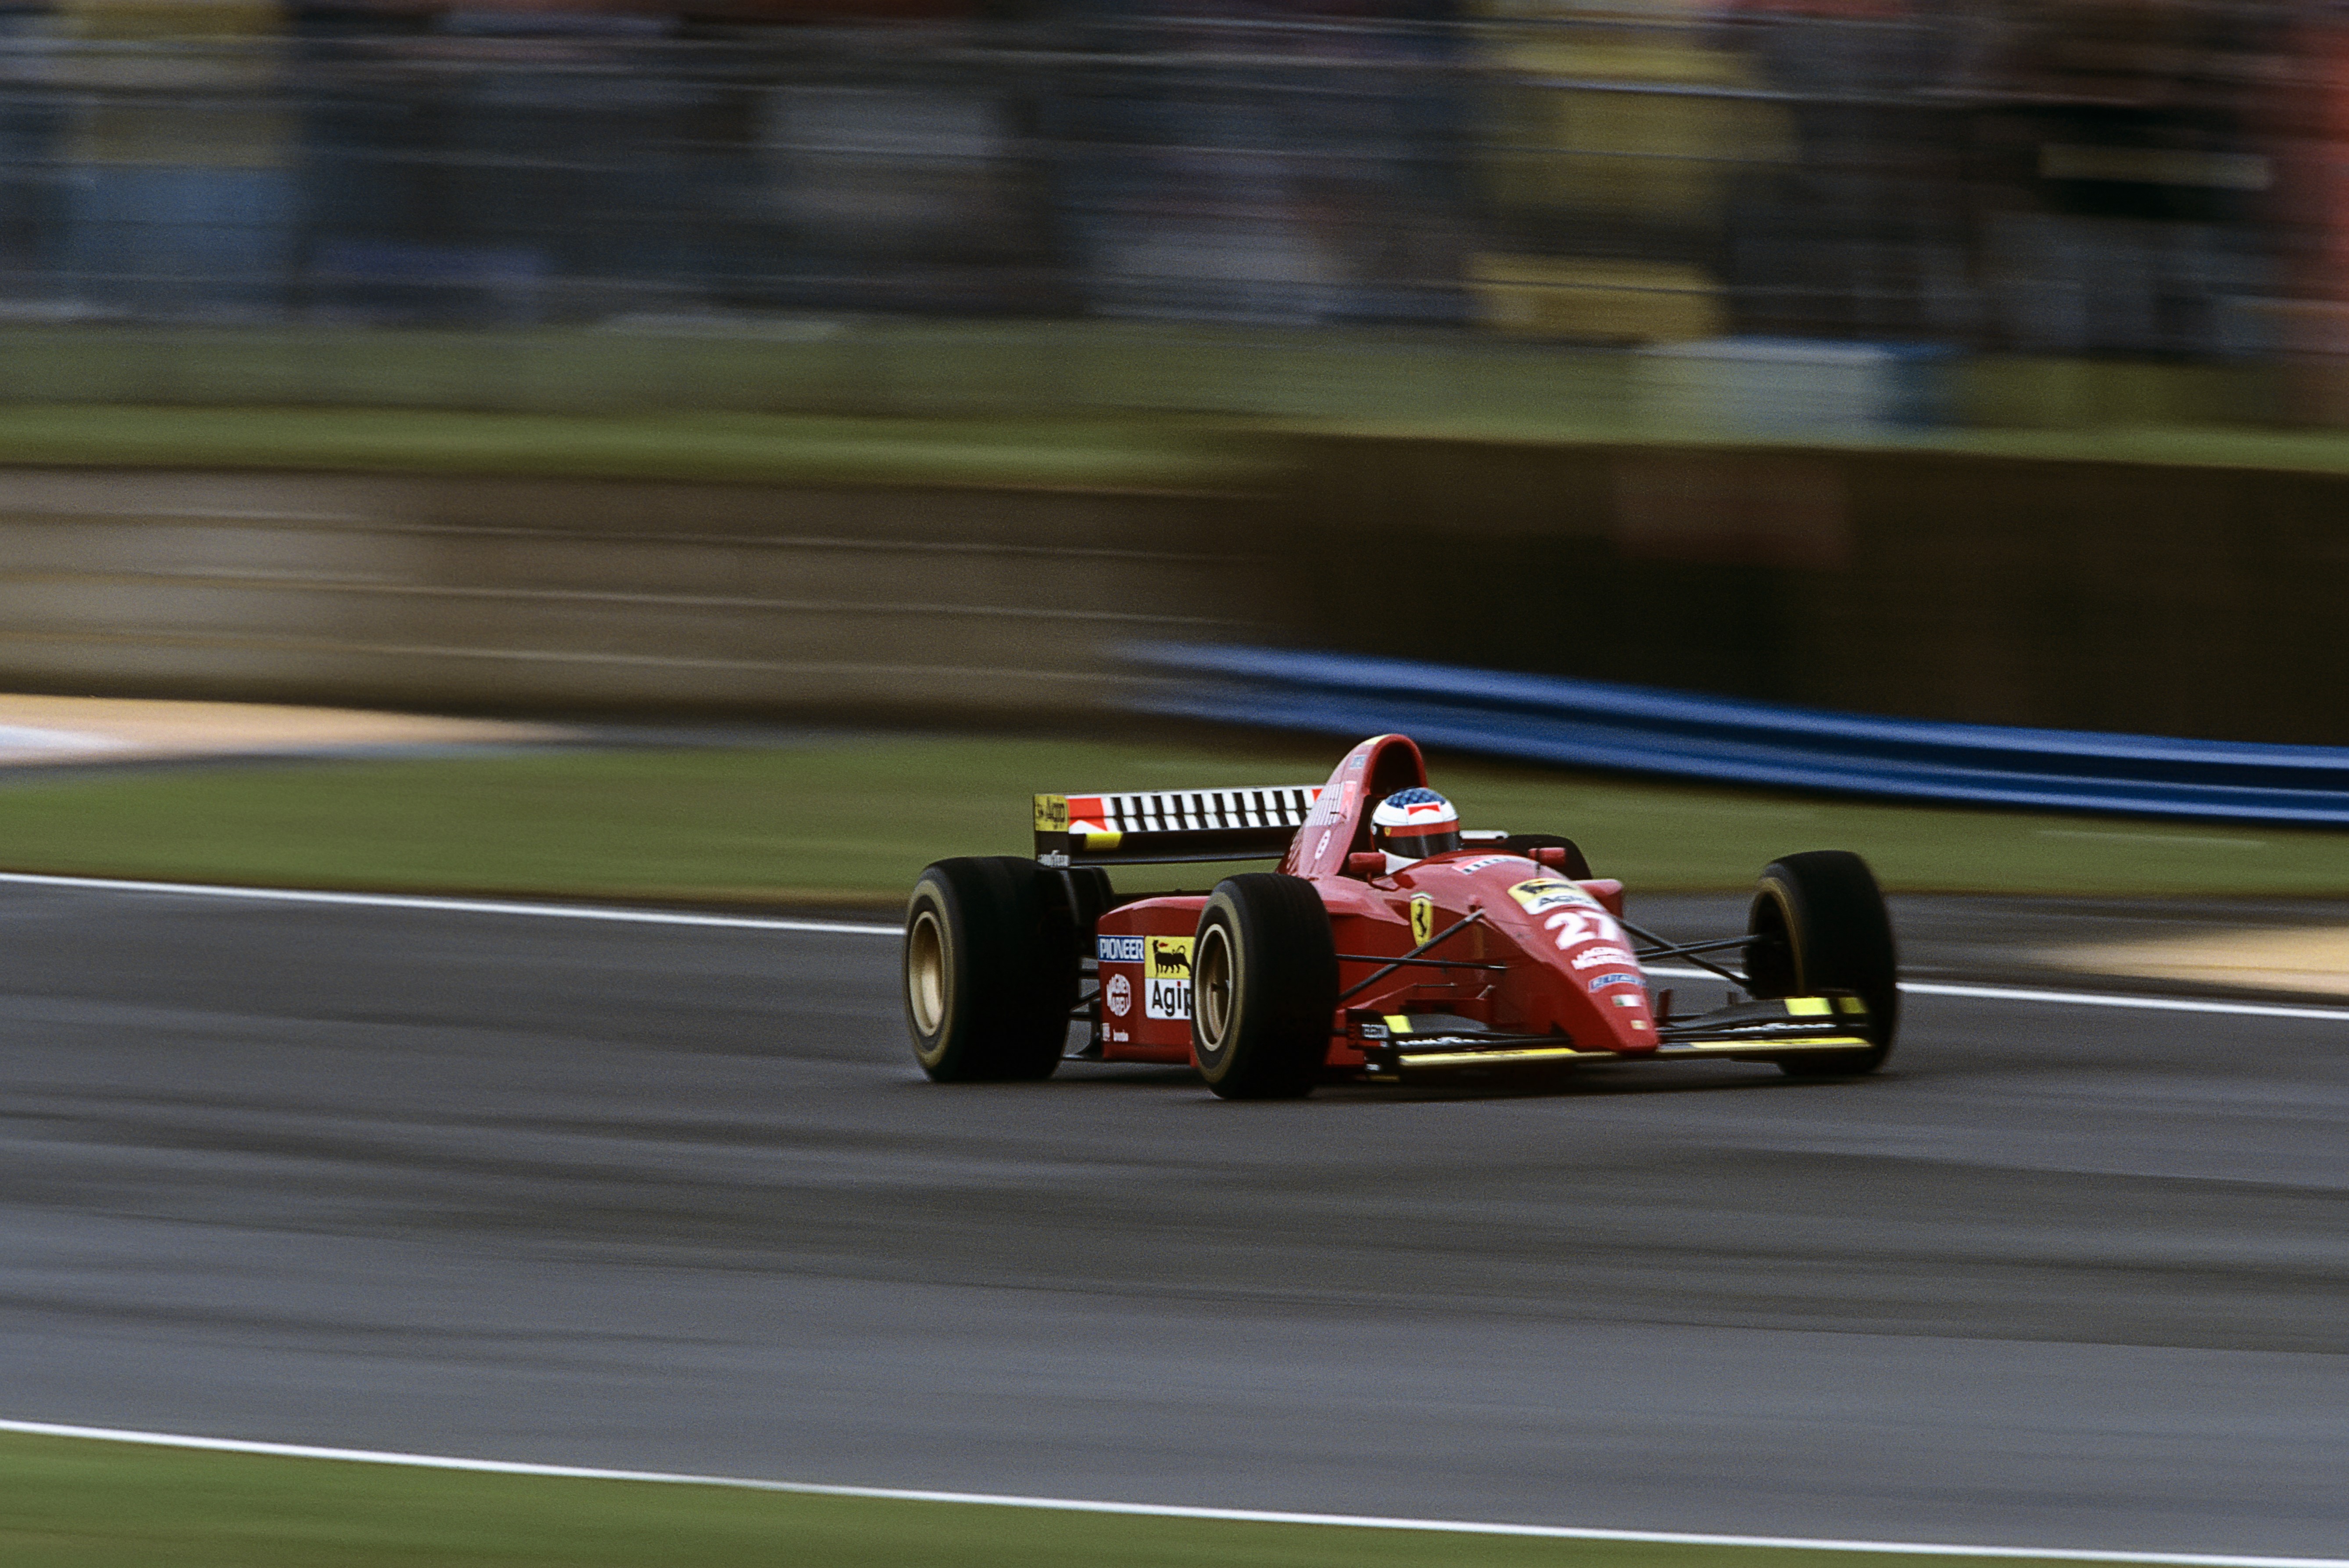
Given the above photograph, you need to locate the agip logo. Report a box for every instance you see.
[1507,878,1593,916]
[1145,936,1193,1021]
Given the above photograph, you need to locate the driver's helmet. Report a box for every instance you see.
[1373,787,1462,865]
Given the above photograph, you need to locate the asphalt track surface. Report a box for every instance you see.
[1,881,2344,1556]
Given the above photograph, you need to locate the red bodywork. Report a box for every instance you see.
[1092,734,1657,1070]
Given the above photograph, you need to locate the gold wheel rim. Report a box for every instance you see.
[1195,922,1234,1053]
[907,908,947,1036]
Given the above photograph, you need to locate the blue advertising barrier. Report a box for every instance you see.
[1131,643,2349,827]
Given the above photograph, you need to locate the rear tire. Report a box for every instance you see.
[1190,874,1338,1101]
[1745,850,1899,1078]
[1065,866,1116,937]
[904,857,1080,1082]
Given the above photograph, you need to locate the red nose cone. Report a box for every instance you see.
[1517,880,1657,1053]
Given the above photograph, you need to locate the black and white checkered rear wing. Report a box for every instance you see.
[1033,785,1323,867]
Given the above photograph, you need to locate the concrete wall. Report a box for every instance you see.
[1266,438,2349,746]
[0,470,1263,719]
[2,439,2342,747]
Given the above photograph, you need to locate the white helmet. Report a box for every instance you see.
[1372,787,1461,865]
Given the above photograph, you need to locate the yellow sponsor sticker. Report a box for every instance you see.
[1033,794,1069,832]
[1383,1014,1414,1034]
[1507,878,1591,915]
[1144,936,1194,1021]
[1409,894,1435,946]
[1081,829,1123,850]
[1787,997,1831,1016]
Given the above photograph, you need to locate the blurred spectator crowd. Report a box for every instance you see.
[2,0,2346,364]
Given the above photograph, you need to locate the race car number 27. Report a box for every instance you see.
[1545,909,1622,951]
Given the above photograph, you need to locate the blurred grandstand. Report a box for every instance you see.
[0,1,2334,400]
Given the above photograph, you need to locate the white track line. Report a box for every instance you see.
[1899,980,2349,1022]
[0,1419,2337,1568]
[1646,967,2349,1023]
[0,870,897,935]
[1,870,2342,1023]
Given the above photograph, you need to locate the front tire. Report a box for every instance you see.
[904,857,1080,1082]
[1745,850,1899,1078]
[1191,874,1339,1100]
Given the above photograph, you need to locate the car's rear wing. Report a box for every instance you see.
[1034,786,1323,867]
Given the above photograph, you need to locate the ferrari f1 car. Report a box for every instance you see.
[902,732,1898,1100]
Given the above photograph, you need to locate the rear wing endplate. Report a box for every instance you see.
[1034,786,1322,867]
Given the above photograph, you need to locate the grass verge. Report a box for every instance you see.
[12,401,2349,489]
[0,735,2345,901]
[0,406,1256,491]
[0,1431,2103,1568]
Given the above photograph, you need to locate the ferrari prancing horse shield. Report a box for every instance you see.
[1409,894,1435,946]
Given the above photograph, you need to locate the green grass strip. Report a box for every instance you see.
[8,401,2349,489]
[0,322,2330,470]
[0,1431,2129,1568]
[1271,411,2349,477]
[0,736,2343,901]
[0,406,1256,490]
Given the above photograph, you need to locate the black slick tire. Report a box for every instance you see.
[904,856,1080,1082]
[1189,873,1339,1100]
[1745,850,1899,1078]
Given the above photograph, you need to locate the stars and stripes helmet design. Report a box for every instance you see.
[1372,787,1462,864]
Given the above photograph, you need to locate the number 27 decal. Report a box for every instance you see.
[1545,909,1620,949]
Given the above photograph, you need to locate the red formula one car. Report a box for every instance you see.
[903,733,1898,1099]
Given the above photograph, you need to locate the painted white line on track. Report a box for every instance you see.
[0,870,898,935]
[1645,966,2349,1024]
[2,869,2343,1024]
[0,1419,2338,1568]
[1898,980,2349,1023]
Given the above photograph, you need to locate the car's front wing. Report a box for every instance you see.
[1354,994,1874,1079]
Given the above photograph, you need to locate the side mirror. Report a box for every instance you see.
[1533,847,1568,869]
[1344,851,1386,878]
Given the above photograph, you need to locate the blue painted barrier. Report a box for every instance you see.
[1130,643,2349,826]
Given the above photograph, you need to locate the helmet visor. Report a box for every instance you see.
[1382,827,1461,861]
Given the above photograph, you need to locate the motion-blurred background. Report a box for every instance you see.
[0,0,2326,354]
[0,0,2344,761]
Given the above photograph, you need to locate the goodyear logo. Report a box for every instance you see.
[1033,794,1070,832]
[1097,936,1144,964]
[1409,894,1436,946]
[1146,936,1193,979]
